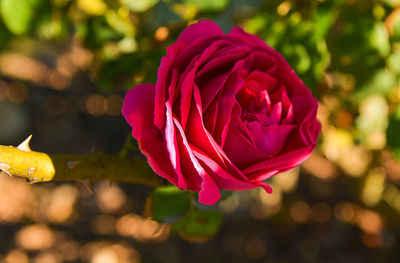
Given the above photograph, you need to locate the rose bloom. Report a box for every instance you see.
[122,20,320,205]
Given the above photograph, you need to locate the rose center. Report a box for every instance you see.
[236,79,271,114]
[235,75,291,127]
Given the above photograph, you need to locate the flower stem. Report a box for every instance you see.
[0,144,159,186]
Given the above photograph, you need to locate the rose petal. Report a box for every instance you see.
[185,84,228,169]
[223,125,269,168]
[202,58,247,135]
[198,172,221,205]
[173,117,204,191]
[180,41,227,129]
[252,51,278,73]
[291,96,319,144]
[165,101,187,189]
[309,119,322,143]
[196,45,252,101]
[122,84,177,185]
[172,118,222,205]
[203,90,220,134]
[279,87,294,124]
[212,65,245,145]
[247,122,295,156]
[246,70,278,92]
[155,42,186,129]
[193,147,262,191]
[229,27,271,50]
[243,146,314,177]
[188,84,256,183]
[273,66,311,98]
[177,20,224,45]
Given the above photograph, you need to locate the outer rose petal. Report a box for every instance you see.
[177,20,224,44]
[154,42,186,129]
[122,84,177,186]
[173,118,221,205]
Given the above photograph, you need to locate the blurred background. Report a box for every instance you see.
[1,0,400,262]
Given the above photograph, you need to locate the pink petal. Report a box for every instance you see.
[247,123,295,156]
[180,41,225,129]
[165,101,187,189]
[173,117,204,191]
[309,120,322,143]
[223,125,269,168]
[196,45,252,90]
[197,46,251,109]
[203,90,221,134]
[243,146,314,176]
[198,172,221,205]
[193,145,273,194]
[247,70,277,92]
[273,66,311,98]
[172,117,221,205]
[279,87,295,123]
[193,147,259,191]
[229,26,271,50]
[254,181,273,194]
[155,42,186,129]
[212,66,245,145]
[122,84,177,185]
[186,84,256,183]
[177,20,223,45]
[291,96,319,144]
[252,51,278,73]
[202,58,247,136]
[185,84,228,169]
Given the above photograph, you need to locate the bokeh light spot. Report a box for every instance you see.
[16,224,55,251]
[289,201,310,223]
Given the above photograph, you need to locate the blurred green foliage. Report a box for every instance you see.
[147,185,223,241]
[148,185,191,223]
[388,106,400,158]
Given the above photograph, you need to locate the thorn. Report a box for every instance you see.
[0,163,11,177]
[17,134,32,152]
[67,161,81,170]
[80,179,94,194]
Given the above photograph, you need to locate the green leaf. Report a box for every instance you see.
[282,43,311,74]
[369,22,390,57]
[0,22,11,50]
[85,17,124,48]
[183,0,228,12]
[387,107,400,160]
[382,0,400,8]
[121,0,159,12]
[105,10,135,36]
[173,209,223,242]
[244,16,267,35]
[313,6,337,39]
[0,0,39,35]
[393,16,400,41]
[149,185,191,223]
[353,69,395,102]
[388,50,400,74]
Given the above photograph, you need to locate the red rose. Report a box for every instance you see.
[122,20,320,205]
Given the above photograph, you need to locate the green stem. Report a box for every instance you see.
[0,145,159,186]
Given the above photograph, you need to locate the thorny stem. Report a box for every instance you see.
[0,144,160,186]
